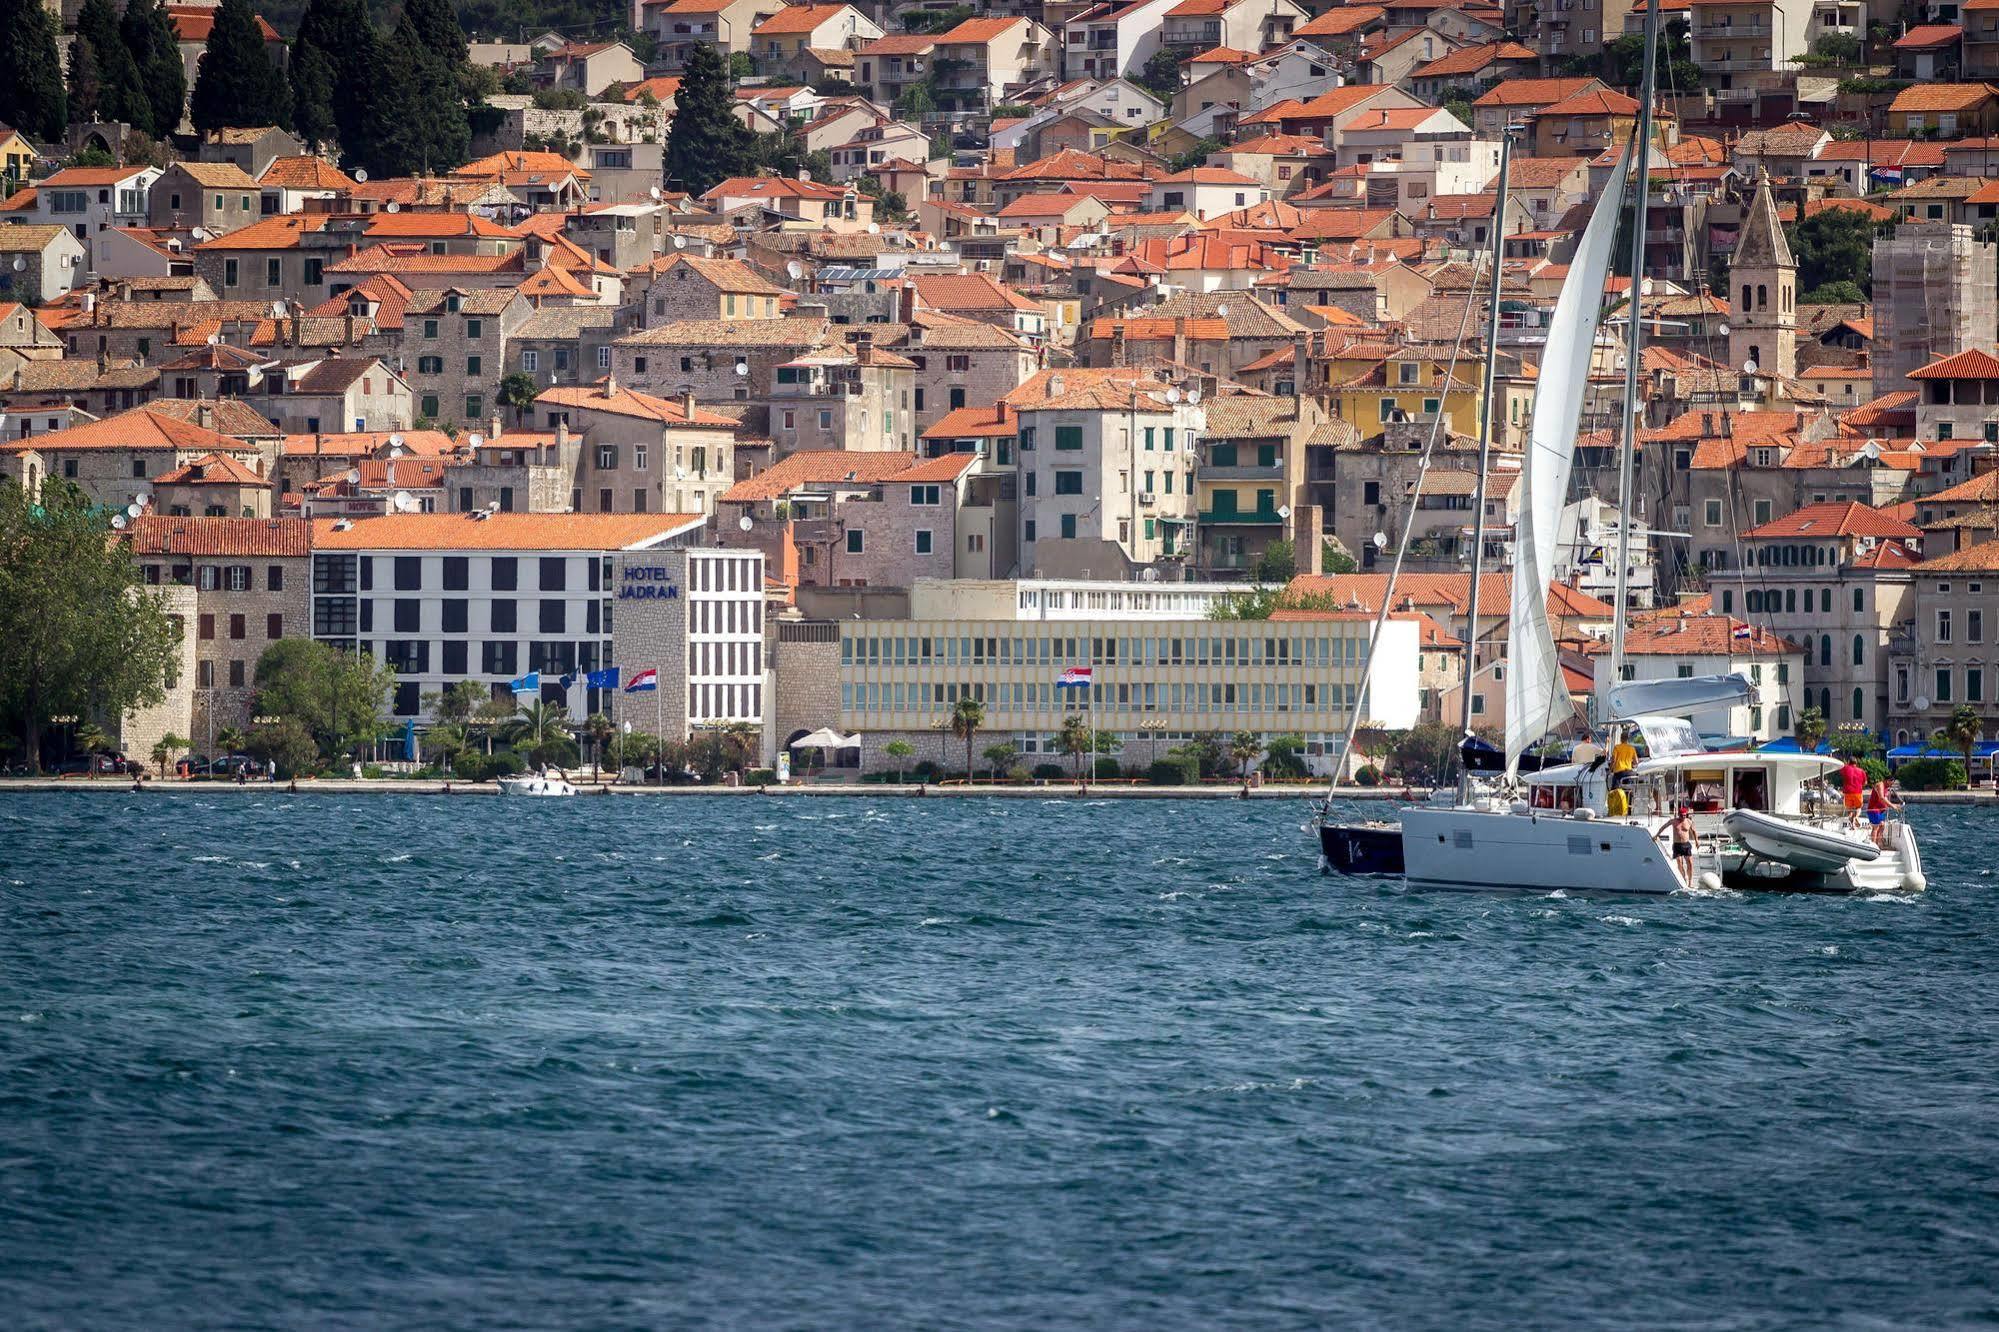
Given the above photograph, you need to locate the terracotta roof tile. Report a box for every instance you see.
[311,512,706,550]
[125,516,309,557]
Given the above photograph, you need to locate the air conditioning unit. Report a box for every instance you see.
[1139,491,1156,506]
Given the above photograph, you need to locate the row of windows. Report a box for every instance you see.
[688,598,762,635]
[691,640,762,678]
[193,659,250,688]
[841,679,1357,714]
[348,639,610,678]
[197,613,284,641]
[693,682,761,724]
[145,563,286,592]
[1721,587,1865,616]
[314,554,608,594]
[841,634,1361,668]
[1905,667,1989,706]
[517,347,609,372]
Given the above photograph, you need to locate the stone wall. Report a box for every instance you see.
[122,584,198,769]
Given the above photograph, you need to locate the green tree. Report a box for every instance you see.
[580,712,615,780]
[1793,705,1828,754]
[75,722,114,775]
[1787,207,1884,296]
[499,372,539,423]
[882,737,914,782]
[400,0,468,70]
[423,679,487,725]
[1263,733,1308,780]
[1607,18,1700,90]
[665,42,754,197]
[1167,136,1223,174]
[292,0,374,152]
[75,0,148,129]
[1940,703,1984,790]
[288,42,338,151]
[0,0,67,141]
[189,0,291,134]
[1055,714,1094,781]
[1828,727,1878,761]
[1800,279,1867,305]
[215,724,246,755]
[1228,729,1262,781]
[1322,542,1357,574]
[949,694,984,782]
[249,638,395,761]
[151,732,188,777]
[122,0,187,137]
[1135,48,1183,101]
[422,721,470,771]
[981,740,1018,779]
[348,16,468,179]
[245,715,317,777]
[1252,539,1297,584]
[67,33,105,128]
[0,480,180,775]
[715,720,759,773]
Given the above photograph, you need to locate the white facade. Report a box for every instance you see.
[1016,397,1203,569]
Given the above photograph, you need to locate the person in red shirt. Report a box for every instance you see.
[1867,778,1902,849]
[1838,758,1868,829]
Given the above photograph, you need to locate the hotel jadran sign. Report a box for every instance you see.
[618,566,680,600]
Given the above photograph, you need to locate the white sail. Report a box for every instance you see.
[1505,141,1634,772]
[1607,673,1752,720]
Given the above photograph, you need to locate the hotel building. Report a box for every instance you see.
[823,578,1421,775]
[307,512,710,724]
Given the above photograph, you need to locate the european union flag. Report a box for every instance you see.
[586,667,620,689]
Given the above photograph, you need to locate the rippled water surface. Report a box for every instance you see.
[3,792,1998,1329]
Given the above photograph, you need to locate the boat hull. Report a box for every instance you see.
[1320,822,1406,875]
[497,775,578,797]
[1401,805,1685,895]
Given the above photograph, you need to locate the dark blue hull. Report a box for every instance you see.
[1319,822,1406,875]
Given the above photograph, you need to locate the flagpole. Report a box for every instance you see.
[655,671,662,787]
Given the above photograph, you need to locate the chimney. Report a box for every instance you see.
[344,313,357,344]
[1171,316,1188,369]
[854,330,874,360]
[555,420,569,452]
[681,390,696,419]
[602,373,617,398]
[1292,330,1310,401]
[898,281,916,323]
[489,414,501,440]
[196,403,213,429]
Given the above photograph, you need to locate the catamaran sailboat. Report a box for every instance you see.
[1321,6,1924,895]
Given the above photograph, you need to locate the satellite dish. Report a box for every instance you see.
[111,514,127,530]
[10,257,24,272]
[467,433,484,449]
[738,513,754,531]
[125,502,143,518]
[346,468,361,484]
[1743,358,1759,376]
[786,259,804,281]
[386,201,401,214]
[190,226,209,241]
[1139,566,1159,582]
[673,234,687,250]
[733,361,748,376]
[1914,695,1932,712]
[1861,440,1881,461]
[388,433,405,449]
[206,333,220,345]
[1215,303,1230,318]
[649,185,662,201]
[393,490,415,512]
[1372,532,1389,550]
[1165,386,1182,404]
[1277,505,1291,520]
[1186,388,1201,406]
[867,222,880,234]
[354,168,369,183]
[1717,321,1730,337]
[135,485,151,500]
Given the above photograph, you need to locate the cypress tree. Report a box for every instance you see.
[122,0,190,140]
[399,0,468,71]
[0,0,67,143]
[351,19,466,179]
[289,44,336,152]
[67,34,104,127]
[664,43,753,198]
[75,0,149,131]
[294,0,376,151]
[189,0,291,135]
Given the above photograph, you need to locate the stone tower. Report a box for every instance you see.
[1727,168,1797,382]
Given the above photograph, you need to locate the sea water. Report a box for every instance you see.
[2,793,1996,1329]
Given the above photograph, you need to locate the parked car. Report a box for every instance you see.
[55,753,138,776]
[208,754,260,777]
[175,754,210,777]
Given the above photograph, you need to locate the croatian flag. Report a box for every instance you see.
[1733,624,1753,640]
[625,668,659,693]
[509,671,541,694]
[1056,666,1093,688]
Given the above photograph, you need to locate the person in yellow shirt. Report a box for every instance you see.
[1609,729,1638,788]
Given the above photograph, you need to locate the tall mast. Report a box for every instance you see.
[1456,125,1514,802]
[1610,0,1664,686]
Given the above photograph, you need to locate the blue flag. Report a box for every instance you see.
[586,667,620,689]
[558,673,576,690]
[509,671,541,695]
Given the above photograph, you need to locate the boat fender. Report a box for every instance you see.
[1570,807,1597,820]
[1905,871,1927,893]
[1509,799,1530,815]
[1698,872,1722,892]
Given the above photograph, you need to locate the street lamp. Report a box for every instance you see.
[1139,717,1168,767]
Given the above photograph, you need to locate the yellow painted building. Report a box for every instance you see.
[1326,353,1481,440]
[0,130,37,190]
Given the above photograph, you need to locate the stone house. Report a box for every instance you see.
[151,452,276,518]
[766,337,919,456]
[260,357,414,435]
[632,254,792,326]
[610,317,830,405]
[126,514,312,755]
[1886,538,1999,750]
[0,226,87,306]
[533,380,741,515]
[0,405,271,512]
[395,288,535,429]
[509,307,621,396]
[18,165,162,267]
[929,16,1057,110]
[148,162,263,237]
[874,314,1039,435]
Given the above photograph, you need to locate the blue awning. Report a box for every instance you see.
[1758,737,1831,754]
[1887,741,1999,759]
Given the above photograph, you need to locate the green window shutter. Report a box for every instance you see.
[1055,425,1083,450]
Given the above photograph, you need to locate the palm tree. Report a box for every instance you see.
[152,733,188,778]
[1229,729,1262,783]
[949,695,984,782]
[581,712,615,781]
[718,720,760,773]
[1942,703,1983,789]
[1056,715,1094,782]
[216,725,245,757]
[424,723,469,772]
[883,738,914,782]
[1793,705,1827,755]
[75,722,113,778]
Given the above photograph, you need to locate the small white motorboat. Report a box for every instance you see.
[1723,808,1879,873]
[497,769,579,797]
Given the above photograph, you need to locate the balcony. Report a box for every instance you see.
[1199,509,1284,525]
[1200,463,1285,482]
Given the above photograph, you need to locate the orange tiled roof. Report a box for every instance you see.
[754,3,854,35]
[534,380,739,427]
[125,515,309,557]
[1889,83,1999,113]
[153,452,270,487]
[1742,501,1921,540]
[0,406,248,455]
[310,512,705,550]
[1909,347,1999,379]
[721,450,920,502]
